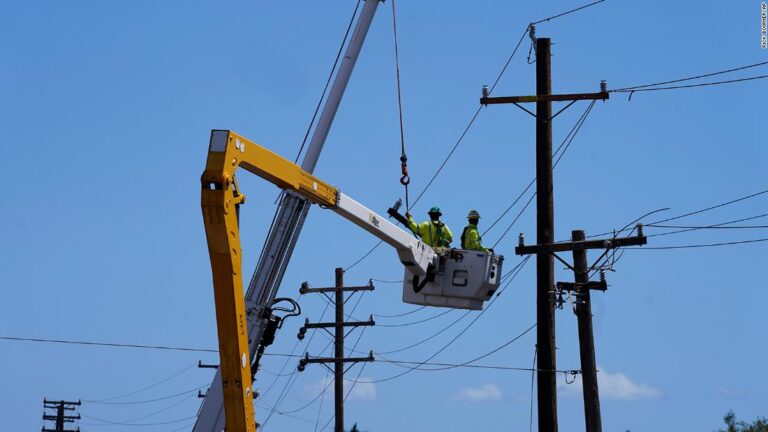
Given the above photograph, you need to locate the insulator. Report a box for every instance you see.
[482,85,489,99]
[600,80,607,93]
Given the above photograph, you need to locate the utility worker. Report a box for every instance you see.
[405,206,453,248]
[461,210,492,253]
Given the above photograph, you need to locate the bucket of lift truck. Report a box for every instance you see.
[401,250,504,310]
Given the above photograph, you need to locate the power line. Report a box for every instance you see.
[0,336,217,353]
[82,362,197,403]
[83,385,209,406]
[628,237,768,250]
[376,322,536,372]
[374,308,454,327]
[610,60,768,92]
[531,0,606,25]
[293,0,362,163]
[649,188,768,225]
[489,100,598,247]
[349,256,532,384]
[80,414,198,427]
[612,74,768,95]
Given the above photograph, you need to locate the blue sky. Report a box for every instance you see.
[1,1,766,431]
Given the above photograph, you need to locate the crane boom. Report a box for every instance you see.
[201,130,434,432]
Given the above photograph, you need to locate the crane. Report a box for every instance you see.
[201,129,504,432]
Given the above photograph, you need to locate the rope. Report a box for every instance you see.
[391,0,411,210]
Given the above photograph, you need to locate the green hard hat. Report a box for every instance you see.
[467,209,481,219]
[428,206,442,216]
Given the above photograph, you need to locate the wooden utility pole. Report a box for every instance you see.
[334,268,345,432]
[571,230,602,432]
[481,33,608,431]
[298,269,375,432]
[517,228,646,432]
[534,37,558,432]
[42,399,81,432]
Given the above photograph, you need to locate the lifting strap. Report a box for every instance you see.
[391,0,411,210]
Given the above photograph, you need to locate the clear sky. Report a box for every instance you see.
[2,1,767,431]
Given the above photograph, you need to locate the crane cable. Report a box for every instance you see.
[391,0,411,210]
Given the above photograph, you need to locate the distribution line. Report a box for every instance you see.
[346,256,532,384]
[628,237,768,250]
[490,101,598,247]
[610,60,768,92]
[82,362,198,402]
[83,385,209,406]
[649,188,768,225]
[293,0,362,163]
[612,74,768,94]
[344,0,608,275]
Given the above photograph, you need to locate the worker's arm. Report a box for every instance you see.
[464,228,489,253]
[443,225,454,247]
[406,215,421,238]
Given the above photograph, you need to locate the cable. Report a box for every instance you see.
[528,346,537,432]
[391,0,412,210]
[490,100,597,247]
[649,188,768,225]
[258,300,332,428]
[629,237,768,250]
[375,308,454,327]
[531,0,606,25]
[0,336,217,353]
[610,61,768,92]
[262,290,369,427]
[612,74,768,95]
[344,240,382,271]
[293,0,362,163]
[83,385,209,406]
[373,305,425,318]
[98,393,198,425]
[351,256,532,384]
[83,362,197,402]
[80,414,198,427]
[376,323,536,372]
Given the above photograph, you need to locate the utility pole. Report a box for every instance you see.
[517,228,647,432]
[297,268,375,432]
[571,229,602,432]
[481,32,608,432]
[535,37,557,432]
[42,399,81,432]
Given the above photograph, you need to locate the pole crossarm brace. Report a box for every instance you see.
[303,318,376,329]
[557,280,607,292]
[516,232,647,255]
[300,281,375,294]
[300,351,375,366]
[481,91,609,105]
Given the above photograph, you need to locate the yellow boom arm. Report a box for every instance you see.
[200,130,337,432]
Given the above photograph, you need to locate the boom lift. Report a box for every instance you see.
[201,130,504,432]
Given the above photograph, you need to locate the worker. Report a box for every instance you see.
[405,206,453,248]
[461,210,492,253]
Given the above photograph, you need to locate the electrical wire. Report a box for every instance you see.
[376,323,536,372]
[649,188,768,225]
[628,237,768,250]
[343,0,607,272]
[293,0,362,163]
[82,362,197,402]
[83,385,209,406]
[609,61,768,92]
[348,256,532,384]
[531,0,606,25]
[489,100,597,247]
[0,336,217,353]
[374,308,454,327]
[80,414,198,427]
